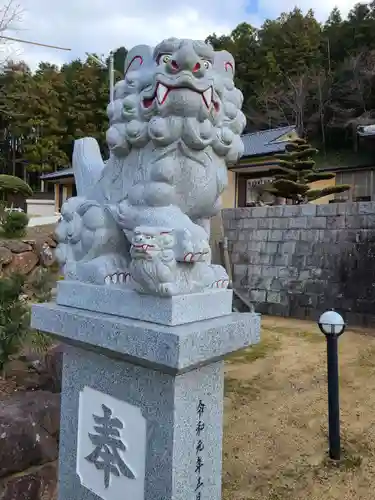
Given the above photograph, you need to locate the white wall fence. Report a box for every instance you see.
[26,198,56,218]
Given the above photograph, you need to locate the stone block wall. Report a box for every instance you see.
[222,202,375,327]
[0,236,57,278]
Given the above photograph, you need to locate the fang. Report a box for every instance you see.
[157,83,169,104]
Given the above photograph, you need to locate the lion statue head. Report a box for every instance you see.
[130,226,175,261]
[106,38,245,162]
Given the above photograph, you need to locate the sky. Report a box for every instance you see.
[1,0,371,71]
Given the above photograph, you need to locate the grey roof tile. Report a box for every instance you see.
[40,167,73,180]
[242,126,297,157]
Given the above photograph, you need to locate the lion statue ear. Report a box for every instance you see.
[124,45,154,76]
[213,50,236,78]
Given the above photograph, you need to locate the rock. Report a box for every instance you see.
[24,266,40,285]
[38,243,56,268]
[21,345,63,393]
[22,240,36,248]
[48,232,57,244]
[3,359,29,379]
[22,269,40,299]
[3,360,51,391]
[21,373,51,392]
[0,462,57,500]
[0,241,32,254]
[0,248,12,268]
[18,353,42,372]
[0,391,60,478]
[4,251,39,276]
[42,345,63,393]
[31,239,56,268]
[45,237,56,249]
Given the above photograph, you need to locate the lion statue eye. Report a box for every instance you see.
[203,60,211,69]
[159,54,172,64]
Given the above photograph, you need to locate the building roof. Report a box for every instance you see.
[40,168,73,180]
[241,125,297,157]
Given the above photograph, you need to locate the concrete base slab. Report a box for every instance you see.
[56,280,233,326]
[32,302,260,374]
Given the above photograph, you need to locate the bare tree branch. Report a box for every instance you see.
[0,0,23,66]
[246,83,292,130]
[265,73,314,135]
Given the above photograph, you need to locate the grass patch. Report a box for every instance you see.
[286,329,324,344]
[25,223,56,240]
[230,444,365,500]
[357,345,375,369]
[323,450,363,471]
[223,316,375,500]
[224,377,262,400]
[263,449,363,500]
[227,333,281,364]
[0,228,19,239]
[266,325,324,344]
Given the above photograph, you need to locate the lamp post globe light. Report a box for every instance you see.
[318,310,345,337]
[317,309,346,461]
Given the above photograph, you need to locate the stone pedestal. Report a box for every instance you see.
[31,284,260,500]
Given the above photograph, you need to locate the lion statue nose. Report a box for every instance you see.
[169,44,204,75]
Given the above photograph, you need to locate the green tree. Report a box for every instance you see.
[262,138,350,203]
[322,8,345,72]
[112,46,128,77]
[0,274,31,374]
[1,211,29,237]
[258,8,322,77]
[207,23,261,124]
[60,58,109,158]
[0,174,33,200]
[0,61,32,177]
[0,174,32,225]
[252,8,324,133]
[0,46,130,187]
[0,62,69,177]
[23,63,69,175]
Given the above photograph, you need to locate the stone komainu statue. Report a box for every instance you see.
[55,38,246,296]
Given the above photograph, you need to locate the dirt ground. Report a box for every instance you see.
[25,223,56,240]
[0,376,18,398]
[0,223,56,241]
[223,316,375,500]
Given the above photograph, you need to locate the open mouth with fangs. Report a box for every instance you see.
[142,82,219,111]
[133,243,155,251]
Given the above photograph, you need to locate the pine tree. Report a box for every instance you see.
[262,138,350,204]
[1,62,69,177]
[60,58,110,159]
[0,174,33,200]
[0,274,31,374]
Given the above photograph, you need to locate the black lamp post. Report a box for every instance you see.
[318,309,346,461]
